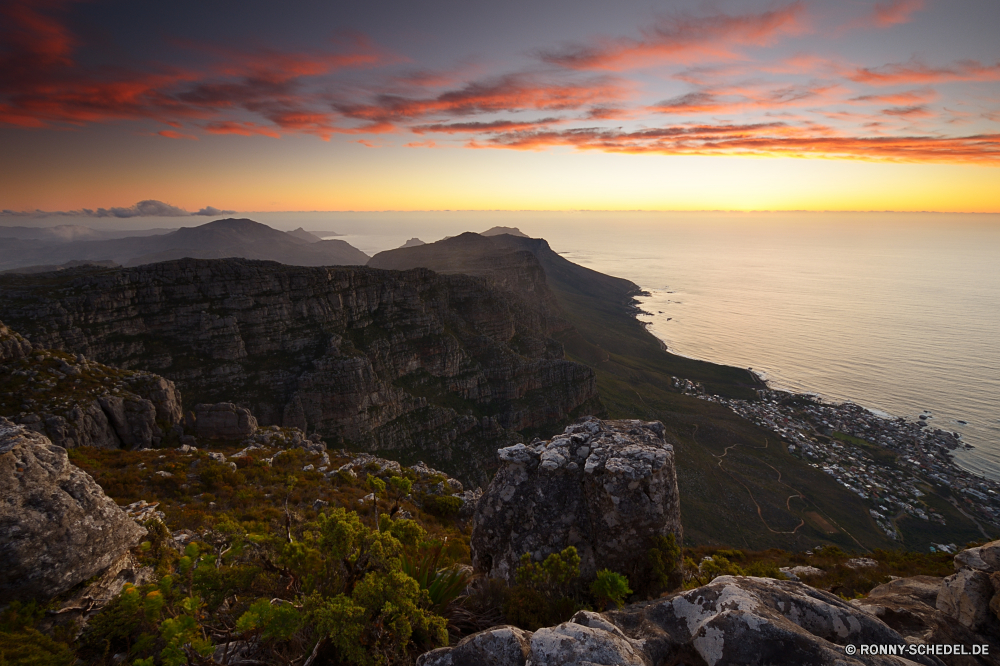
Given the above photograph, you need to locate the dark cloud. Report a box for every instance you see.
[193,206,235,216]
[1,200,234,218]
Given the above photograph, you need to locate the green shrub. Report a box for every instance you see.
[503,547,582,630]
[590,570,633,609]
[645,533,682,594]
[0,628,75,666]
[422,494,462,519]
[401,541,471,615]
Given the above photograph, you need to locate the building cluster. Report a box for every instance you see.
[673,378,1000,542]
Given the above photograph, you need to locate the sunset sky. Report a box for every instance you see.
[2,0,999,214]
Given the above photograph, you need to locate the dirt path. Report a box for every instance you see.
[699,428,805,535]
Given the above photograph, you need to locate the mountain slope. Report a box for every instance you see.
[0,218,369,270]
[368,232,912,552]
[0,257,600,485]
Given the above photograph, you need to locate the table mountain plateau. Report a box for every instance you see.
[0,218,368,272]
[0,257,601,485]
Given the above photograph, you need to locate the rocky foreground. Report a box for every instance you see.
[5,408,1000,665]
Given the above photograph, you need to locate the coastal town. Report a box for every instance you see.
[672,377,1000,548]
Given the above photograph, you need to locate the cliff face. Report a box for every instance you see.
[0,320,184,449]
[0,259,601,483]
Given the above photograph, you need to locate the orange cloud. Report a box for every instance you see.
[157,129,198,140]
[404,140,437,148]
[850,60,1000,86]
[881,105,932,118]
[467,122,1000,164]
[204,121,281,138]
[871,0,924,27]
[850,88,937,105]
[336,74,627,125]
[412,118,561,134]
[540,3,808,71]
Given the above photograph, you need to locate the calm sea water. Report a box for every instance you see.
[13,211,1000,480]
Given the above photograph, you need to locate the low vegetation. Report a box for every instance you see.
[5,437,977,665]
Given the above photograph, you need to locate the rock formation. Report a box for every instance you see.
[0,258,600,484]
[0,319,32,360]
[192,402,258,440]
[0,417,147,602]
[471,416,681,584]
[0,321,184,449]
[419,576,944,666]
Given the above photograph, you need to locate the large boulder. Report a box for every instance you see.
[0,417,146,602]
[855,576,1000,665]
[935,539,1000,637]
[0,319,33,361]
[471,416,681,585]
[420,576,941,666]
[192,402,258,440]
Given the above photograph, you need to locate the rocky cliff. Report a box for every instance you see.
[0,259,601,484]
[472,417,682,586]
[0,417,147,602]
[0,320,184,449]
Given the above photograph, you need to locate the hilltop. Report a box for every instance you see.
[0,218,368,271]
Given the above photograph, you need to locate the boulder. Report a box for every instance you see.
[937,569,998,633]
[420,576,941,666]
[0,319,33,361]
[192,402,258,440]
[855,576,1000,665]
[0,417,146,602]
[471,417,681,585]
[417,626,531,666]
[931,539,1000,639]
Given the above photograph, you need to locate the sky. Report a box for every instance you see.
[1,0,999,214]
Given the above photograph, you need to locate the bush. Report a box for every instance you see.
[503,547,581,630]
[422,494,462,519]
[645,533,682,594]
[590,570,633,609]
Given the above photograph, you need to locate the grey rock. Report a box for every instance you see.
[0,319,33,361]
[855,575,1000,665]
[420,576,938,666]
[955,541,1000,573]
[0,418,146,602]
[780,565,826,581]
[471,417,681,585]
[847,557,879,569]
[936,568,997,633]
[192,402,258,440]
[1,322,184,450]
[417,625,531,666]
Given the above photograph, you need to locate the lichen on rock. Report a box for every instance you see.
[471,416,682,586]
[0,416,147,602]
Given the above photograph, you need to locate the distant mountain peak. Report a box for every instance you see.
[480,226,528,237]
[399,238,426,248]
[286,227,323,243]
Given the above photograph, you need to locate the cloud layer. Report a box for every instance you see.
[2,200,235,218]
[1,0,998,165]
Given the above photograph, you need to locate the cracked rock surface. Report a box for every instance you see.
[0,417,146,602]
[420,576,945,666]
[471,416,682,584]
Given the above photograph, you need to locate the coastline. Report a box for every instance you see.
[636,314,1000,540]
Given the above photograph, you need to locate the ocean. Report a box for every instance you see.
[13,210,1000,481]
